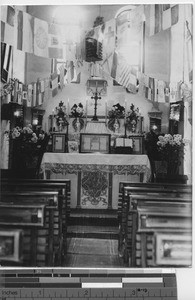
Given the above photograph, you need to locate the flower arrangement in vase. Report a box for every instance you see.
[70,102,85,131]
[125,103,140,133]
[107,103,125,132]
[157,134,185,176]
[5,124,49,171]
[54,101,69,131]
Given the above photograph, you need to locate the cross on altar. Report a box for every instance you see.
[91,92,101,121]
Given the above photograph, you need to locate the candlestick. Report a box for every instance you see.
[124,99,127,123]
[105,99,107,124]
[67,98,70,116]
[86,99,88,119]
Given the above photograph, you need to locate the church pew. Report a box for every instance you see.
[124,193,192,267]
[118,182,192,253]
[118,181,192,220]
[0,229,23,265]
[1,179,71,264]
[1,178,71,220]
[0,190,64,266]
[0,202,46,266]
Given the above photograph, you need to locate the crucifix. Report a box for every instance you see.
[91,91,101,121]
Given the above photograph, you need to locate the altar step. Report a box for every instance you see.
[68,209,119,240]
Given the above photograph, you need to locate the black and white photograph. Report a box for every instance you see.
[0,1,194,299]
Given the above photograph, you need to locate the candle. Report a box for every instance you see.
[86,99,88,119]
[124,99,127,122]
[105,99,107,123]
[67,98,70,116]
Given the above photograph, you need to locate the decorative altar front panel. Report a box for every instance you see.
[41,153,151,209]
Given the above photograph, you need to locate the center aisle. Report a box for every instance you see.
[64,209,124,267]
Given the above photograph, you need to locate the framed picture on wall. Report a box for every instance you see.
[80,133,111,154]
[129,135,144,154]
[52,133,67,153]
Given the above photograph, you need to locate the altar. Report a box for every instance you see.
[40,153,151,210]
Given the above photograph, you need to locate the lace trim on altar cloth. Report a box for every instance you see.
[41,163,151,182]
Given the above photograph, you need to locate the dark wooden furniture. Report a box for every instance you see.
[120,186,192,267]
[1,178,71,266]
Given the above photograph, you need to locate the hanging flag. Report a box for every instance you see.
[71,70,81,84]
[1,42,12,83]
[27,84,33,107]
[40,80,45,93]
[48,23,63,59]
[1,6,15,46]
[157,80,166,102]
[22,84,28,101]
[138,72,146,96]
[110,51,118,79]
[17,10,34,53]
[169,82,178,103]
[184,5,193,83]
[101,18,115,76]
[114,53,137,92]
[32,82,37,107]
[149,77,155,101]
[162,4,179,31]
[51,72,58,97]
[34,17,48,58]
[17,82,23,105]
[154,79,158,101]
[148,4,179,36]
[165,82,170,102]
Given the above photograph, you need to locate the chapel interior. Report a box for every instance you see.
[0,4,193,268]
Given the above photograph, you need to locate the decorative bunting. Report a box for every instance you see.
[27,84,33,107]
[51,72,58,97]
[148,4,179,36]
[101,18,115,76]
[1,6,15,46]
[157,80,165,102]
[17,10,34,54]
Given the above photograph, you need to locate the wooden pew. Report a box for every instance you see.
[0,190,61,267]
[118,181,192,221]
[1,178,71,219]
[1,178,71,265]
[0,202,46,266]
[124,193,192,267]
[118,182,192,253]
[0,229,23,264]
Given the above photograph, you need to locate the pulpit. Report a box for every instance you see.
[40,153,151,210]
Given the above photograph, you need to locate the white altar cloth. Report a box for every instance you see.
[40,153,151,209]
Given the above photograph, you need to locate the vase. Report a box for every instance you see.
[72,118,84,132]
[167,162,179,177]
[108,118,120,132]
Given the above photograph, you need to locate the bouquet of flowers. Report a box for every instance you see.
[108,103,125,119]
[125,103,140,132]
[55,101,68,130]
[157,134,185,175]
[70,102,85,118]
[5,124,49,169]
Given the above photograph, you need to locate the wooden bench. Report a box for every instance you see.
[0,201,46,266]
[0,229,23,264]
[1,178,71,265]
[0,190,62,267]
[118,182,192,253]
[124,193,192,267]
[1,178,71,219]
